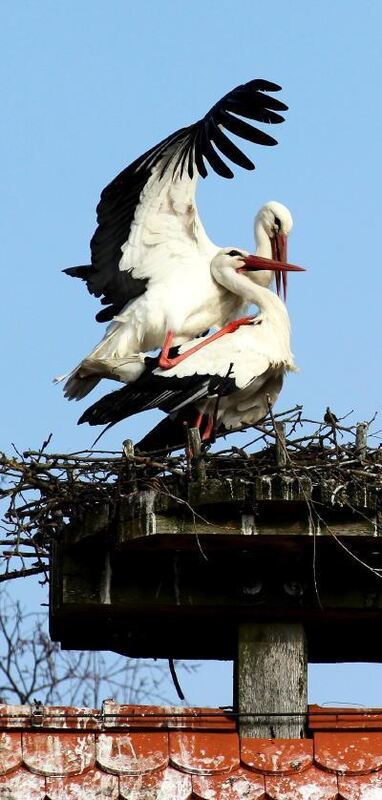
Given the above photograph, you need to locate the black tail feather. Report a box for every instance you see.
[137,409,197,453]
[63,265,91,280]
[78,384,146,427]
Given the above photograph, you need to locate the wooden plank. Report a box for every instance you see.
[116,511,377,543]
[235,622,307,738]
[113,476,379,545]
[54,608,382,662]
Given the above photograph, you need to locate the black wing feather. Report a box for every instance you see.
[199,124,234,179]
[208,119,255,171]
[218,109,278,147]
[241,79,282,92]
[78,372,210,428]
[79,346,237,435]
[193,126,209,178]
[65,79,287,321]
[225,97,286,125]
[137,410,197,453]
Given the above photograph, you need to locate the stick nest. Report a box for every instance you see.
[1,405,381,582]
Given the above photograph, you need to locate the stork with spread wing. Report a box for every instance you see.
[59,80,290,401]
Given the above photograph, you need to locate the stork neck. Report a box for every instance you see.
[246,281,291,339]
[217,269,289,327]
[254,219,273,259]
[243,277,286,316]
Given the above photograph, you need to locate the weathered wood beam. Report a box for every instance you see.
[275,421,287,467]
[187,427,206,482]
[123,439,136,483]
[355,422,368,462]
[235,622,307,738]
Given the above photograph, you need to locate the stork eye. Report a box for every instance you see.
[274,216,281,231]
[227,249,242,257]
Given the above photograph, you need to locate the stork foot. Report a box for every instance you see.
[158,354,179,370]
[224,316,254,333]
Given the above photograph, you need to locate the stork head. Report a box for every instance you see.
[210,247,304,296]
[211,247,266,294]
[255,201,294,297]
[255,201,293,241]
[210,248,253,284]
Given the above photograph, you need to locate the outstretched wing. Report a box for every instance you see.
[64,79,287,322]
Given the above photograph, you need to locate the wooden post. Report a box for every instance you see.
[275,422,287,467]
[123,439,136,483]
[187,427,206,482]
[235,623,307,738]
[355,422,368,462]
[123,439,135,459]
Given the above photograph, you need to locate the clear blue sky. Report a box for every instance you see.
[2,0,382,707]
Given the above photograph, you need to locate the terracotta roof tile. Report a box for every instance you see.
[22,731,95,775]
[96,731,168,774]
[192,769,265,800]
[240,738,313,774]
[338,772,382,800]
[0,704,99,730]
[169,730,239,774]
[314,732,382,775]
[45,769,119,799]
[119,767,192,800]
[0,704,32,728]
[0,767,45,799]
[265,767,338,800]
[309,705,382,731]
[0,705,382,798]
[0,731,22,774]
[102,703,237,730]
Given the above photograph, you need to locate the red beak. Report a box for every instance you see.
[272,232,287,298]
[242,242,305,301]
[243,254,305,272]
[271,232,288,262]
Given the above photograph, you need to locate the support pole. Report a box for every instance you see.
[123,439,136,485]
[355,422,368,462]
[275,422,287,467]
[235,622,307,738]
[187,427,206,482]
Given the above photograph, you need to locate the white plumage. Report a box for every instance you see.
[78,253,304,450]
[60,201,293,397]
[57,79,290,400]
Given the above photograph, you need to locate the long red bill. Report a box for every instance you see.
[272,232,287,262]
[275,269,281,298]
[272,231,287,299]
[242,251,305,300]
[242,255,306,272]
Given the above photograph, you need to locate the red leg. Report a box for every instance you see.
[158,318,253,370]
[282,270,287,300]
[158,330,175,369]
[202,415,215,441]
[194,411,204,429]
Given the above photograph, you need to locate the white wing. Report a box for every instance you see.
[64,80,287,322]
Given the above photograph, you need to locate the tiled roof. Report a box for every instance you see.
[1,703,382,798]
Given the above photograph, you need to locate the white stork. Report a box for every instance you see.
[78,251,305,450]
[59,79,290,401]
